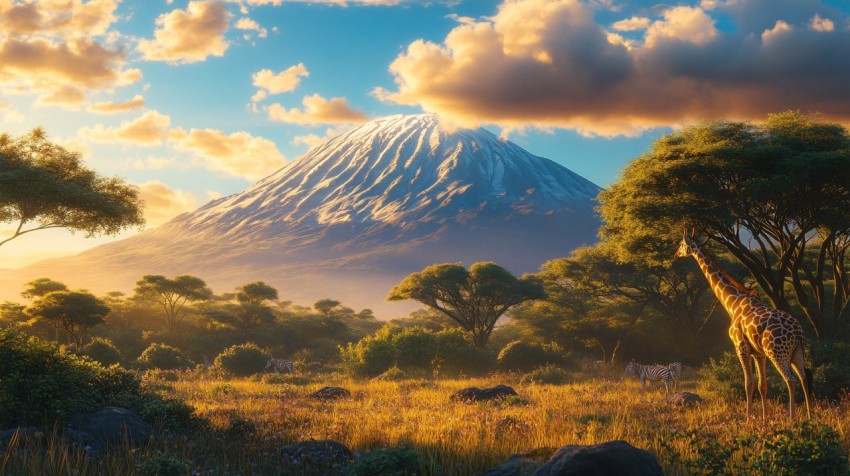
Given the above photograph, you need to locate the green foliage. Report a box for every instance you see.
[314,298,341,316]
[137,343,192,370]
[701,351,786,403]
[20,278,67,300]
[133,275,212,334]
[810,340,850,400]
[24,290,109,347]
[393,327,437,370]
[340,325,398,377]
[433,328,494,376]
[214,343,268,377]
[348,446,429,476]
[80,337,122,366]
[521,364,571,385]
[388,261,545,348]
[0,128,144,248]
[0,329,193,430]
[137,451,191,476]
[497,340,565,372]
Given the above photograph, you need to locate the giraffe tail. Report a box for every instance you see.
[805,367,814,400]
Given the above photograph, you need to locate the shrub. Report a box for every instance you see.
[751,421,849,475]
[137,451,191,476]
[80,337,122,366]
[340,326,399,377]
[349,446,428,476]
[137,343,192,370]
[498,340,564,372]
[393,327,437,370]
[809,340,850,401]
[434,328,495,376]
[0,329,194,430]
[702,351,791,403]
[214,343,268,377]
[521,364,571,385]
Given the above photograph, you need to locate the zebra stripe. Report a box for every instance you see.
[667,361,683,390]
[266,357,294,373]
[625,360,673,394]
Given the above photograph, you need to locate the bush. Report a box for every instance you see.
[809,340,850,401]
[137,343,192,370]
[80,337,122,366]
[214,343,268,377]
[137,451,192,476]
[393,327,437,370]
[340,326,399,377]
[433,328,495,376]
[349,446,429,476]
[751,421,849,475]
[521,364,571,385]
[0,329,194,430]
[498,341,564,372]
[702,351,794,403]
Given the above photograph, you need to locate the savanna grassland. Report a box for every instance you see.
[6,365,847,475]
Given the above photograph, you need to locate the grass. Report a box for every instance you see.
[2,366,849,475]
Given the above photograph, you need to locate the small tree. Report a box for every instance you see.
[133,275,212,334]
[387,262,545,348]
[314,299,341,317]
[233,281,278,329]
[0,128,143,248]
[21,278,67,300]
[24,291,109,347]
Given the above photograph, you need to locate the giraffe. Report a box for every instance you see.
[674,231,812,420]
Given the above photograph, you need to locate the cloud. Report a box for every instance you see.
[0,0,120,37]
[252,63,309,100]
[174,128,286,180]
[233,0,409,6]
[88,95,146,113]
[267,94,367,125]
[235,17,268,39]
[138,1,230,64]
[377,0,850,137]
[809,14,834,32]
[612,16,651,31]
[80,110,173,145]
[291,125,350,149]
[137,181,198,227]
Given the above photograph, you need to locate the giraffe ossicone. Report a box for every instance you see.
[674,229,812,420]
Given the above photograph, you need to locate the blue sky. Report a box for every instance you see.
[1,0,848,268]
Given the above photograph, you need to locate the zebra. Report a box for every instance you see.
[266,357,294,373]
[667,361,684,390]
[625,360,673,394]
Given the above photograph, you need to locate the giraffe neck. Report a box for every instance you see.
[689,243,753,318]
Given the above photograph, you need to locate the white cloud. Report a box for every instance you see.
[267,93,367,125]
[252,64,309,99]
[137,1,230,64]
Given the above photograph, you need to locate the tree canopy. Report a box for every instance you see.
[599,111,850,338]
[21,278,68,300]
[387,262,544,348]
[24,291,109,347]
[133,275,212,334]
[0,128,144,247]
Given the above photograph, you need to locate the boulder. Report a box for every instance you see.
[66,407,153,455]
[531,440,662,476]
[309,386,351,401]
[451,385,518,402]
[0,427,42,449]
[665,392,704,406]
[476,447,558,476]
[278,439,353,475]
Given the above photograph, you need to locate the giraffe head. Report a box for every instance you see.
[674,229,700,259]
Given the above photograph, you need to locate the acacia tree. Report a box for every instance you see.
[387,262,544,348]
[133,275,212,334]
[233,281,278,330]
[0,128,144,248]
[21,278,67,300]
[599,111,850,339]
[314,299,341,317]
[24,291,109,347]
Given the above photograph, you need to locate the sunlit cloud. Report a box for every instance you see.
[0,0,120,37]
[88,95,146,114]
[137,181,199,226]
[138,1,230,64]
[233,0,410,6]
[252,64,309,102]
[377,0,850,137]
[80,110,173,145]
[809,14,835,32]
[174,128,287,180]
[235,17,268,39]
[291,125,350,149]
[267,93,367,125]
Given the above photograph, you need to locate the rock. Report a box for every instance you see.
[452,385,518,402]
[531,440,662,476]
[62,428,104,458]
[665,392,704,406]
[309,386,351,401]
[278,439,353,475]
[0,427,42,449]
[66,407,153,455]
[476,447,558,476]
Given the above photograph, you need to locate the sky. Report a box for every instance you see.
[1,0,849,269]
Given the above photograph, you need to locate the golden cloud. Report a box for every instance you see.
[0,0,120,37]
[175,128,287,180]
[267,94,367,125]
[138,1,230,64]
[377,0,850,137]
[88,95,146,114]
[137,181,199,227]
[252,63,308,97]
[80,110,173,145]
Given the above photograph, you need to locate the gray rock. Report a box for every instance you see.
[309,386,351,401]
[531,440,663,476]
[66,406,153,453]
[476,447,558,476]
[451,385,518,402]
[665,392,704,406]
[278,439,353,475]
[0,427,42,449]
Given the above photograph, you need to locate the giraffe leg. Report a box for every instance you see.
[753,355,768,421]
[735,344,755,419]
[770,357,798,420]
[790,344,813,419]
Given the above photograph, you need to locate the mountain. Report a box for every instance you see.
[0,114,601,317]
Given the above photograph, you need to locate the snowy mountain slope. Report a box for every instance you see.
[0,115,602,317]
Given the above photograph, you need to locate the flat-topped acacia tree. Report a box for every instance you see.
[0,128,144,248]
[387,262,545,348]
